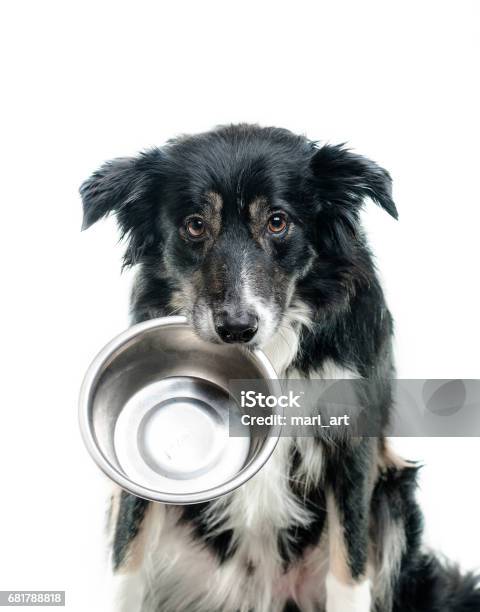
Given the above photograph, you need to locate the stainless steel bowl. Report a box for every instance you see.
[79,316,281,504]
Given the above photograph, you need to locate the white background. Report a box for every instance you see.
[1,1,479,610]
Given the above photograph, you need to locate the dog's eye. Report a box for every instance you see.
[267,212,288,235]
[185,216,206,239]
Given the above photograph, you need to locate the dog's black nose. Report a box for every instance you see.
[215,311,258,344]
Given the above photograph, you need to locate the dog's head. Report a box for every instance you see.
[80,124,397,348]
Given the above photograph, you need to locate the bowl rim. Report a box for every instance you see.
[78,315,282,504]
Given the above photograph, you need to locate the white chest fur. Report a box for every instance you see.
[139,436,329,612]
[123,311,363,612]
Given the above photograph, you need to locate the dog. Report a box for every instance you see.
[81,124,480,612]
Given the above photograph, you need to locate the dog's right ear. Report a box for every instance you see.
[80,148,163,231]
[80,149,164,265]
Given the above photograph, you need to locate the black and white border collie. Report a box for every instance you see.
[81,124,480,612]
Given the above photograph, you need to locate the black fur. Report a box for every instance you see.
[393,555,480,612]
[180,502,237,563]
[279,446,327,566]
[112,491,149,571]
[326,438,374,579]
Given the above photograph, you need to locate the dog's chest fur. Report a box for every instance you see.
[140,327,355,612]
[143,436,329,612]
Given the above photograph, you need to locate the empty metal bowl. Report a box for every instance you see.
[79,316,281,504]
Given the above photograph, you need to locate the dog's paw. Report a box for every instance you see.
[325,572,371,612]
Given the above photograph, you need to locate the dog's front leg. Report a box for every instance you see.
[106,568,146,612]
[104,490,153,612]
[325,439,375,612]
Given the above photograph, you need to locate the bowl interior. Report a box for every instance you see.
[84,320,278,500]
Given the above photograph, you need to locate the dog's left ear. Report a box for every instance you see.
[80,148,163,265]
[310,144,398,220]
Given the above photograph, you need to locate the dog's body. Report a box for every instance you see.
[81,124,480,612]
